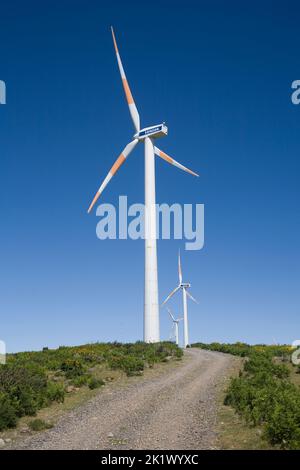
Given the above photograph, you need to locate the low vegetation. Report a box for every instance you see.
[0,341,182,431]
[28,418,53,432]
[192,342,300,449]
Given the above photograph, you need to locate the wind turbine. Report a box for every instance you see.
[162,252,198,348]
[87,28,199,343]
[167,308,183,346]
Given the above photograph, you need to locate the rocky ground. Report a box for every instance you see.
[7,348,234,450]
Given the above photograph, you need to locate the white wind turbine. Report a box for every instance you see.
[167,308,183,346]
[162,252,198,348]
[87,28,199,343]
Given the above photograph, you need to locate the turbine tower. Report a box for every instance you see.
[87,28,198,343]
[162,252,198,348]
[167,308,183,346]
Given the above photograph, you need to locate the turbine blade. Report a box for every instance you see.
[186,290,199,304]
[111,27,140,132]
[178,250,182,284]
[154,146,199,177]
[167,307,175,322]
[161,286,180,306]
[87,139,138,213]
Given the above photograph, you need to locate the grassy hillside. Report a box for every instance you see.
[0,341,183,431]
[192,342,300,449]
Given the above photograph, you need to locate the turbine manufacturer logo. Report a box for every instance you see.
[146,127,159,133]
[95,196,204,251]
[143,126,160,135]
[291,80,300,105]
[0,80,6,104]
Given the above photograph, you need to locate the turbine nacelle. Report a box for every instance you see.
[180,282,191,289]
[134,123,168,141]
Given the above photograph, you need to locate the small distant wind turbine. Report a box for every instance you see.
[162,252,198,348]
[167,308,183,346]
[87,28,199,343]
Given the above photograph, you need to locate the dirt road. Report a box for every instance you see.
[10,348,233,450]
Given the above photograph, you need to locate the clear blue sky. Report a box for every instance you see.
[1,0,299,352]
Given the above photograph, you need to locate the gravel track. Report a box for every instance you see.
[9,349,233,450]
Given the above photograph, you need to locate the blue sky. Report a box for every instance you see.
[0,0,299,352]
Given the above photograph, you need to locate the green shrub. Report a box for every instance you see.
[243,354,290,379]
[264,382,300,449]
[88,377,105,389]
[17,388,39,416]
[175,348,184,359]
[0,392,18,430]
[0,364,48,417]
[46,381,65,403]
[108,354,144,376]
[204,343,300,450]
[60,359,84,378]
[28,418,53,431]
[192,342,292,359]
[71,374,91,387]
[0,363,47,394]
